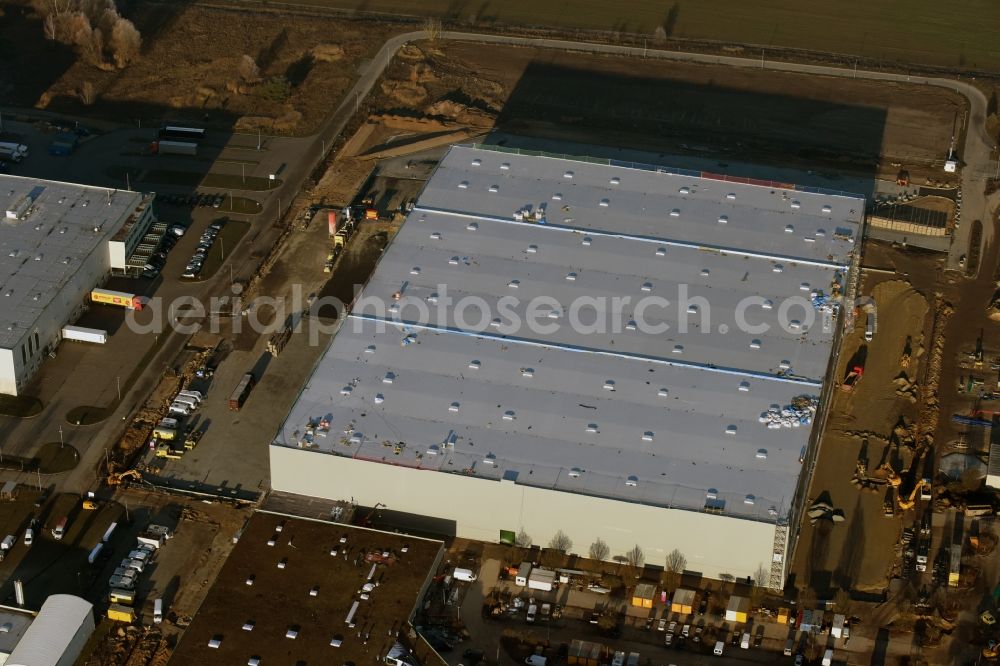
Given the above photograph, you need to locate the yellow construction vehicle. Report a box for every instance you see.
[875,462,901,487]
[106,468,142,487]
[896,480,931,511]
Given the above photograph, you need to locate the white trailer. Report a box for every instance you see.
[157,140,198,156]
[61,325,108,344]
[515,562,532,586]
[0,142,28,158]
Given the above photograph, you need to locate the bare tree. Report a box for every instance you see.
[515,528,532,548]
[652,25,667,43]
[625,544,644,568]
[43,12,57,40]
[109,17,140,68]
[237,54,261,83]
[752,564,770,588]
[548,529,573,554]
[423,17,441,41]
[665,549,686,573]
[589,538,609,561]
[79,81,96,105]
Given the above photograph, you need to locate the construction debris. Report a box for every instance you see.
[758,395,818,429]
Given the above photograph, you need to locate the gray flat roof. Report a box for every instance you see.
[277,145,863,522]
[0,176,147,348]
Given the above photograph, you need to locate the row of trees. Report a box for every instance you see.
[516,529,774,589]
[515,529,691,575]
[34,0,141,69]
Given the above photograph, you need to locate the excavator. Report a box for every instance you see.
[105,462,142,487]
[895,480,931,511]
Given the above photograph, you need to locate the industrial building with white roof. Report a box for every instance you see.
[0,175,154,395]
[271,144,865,584]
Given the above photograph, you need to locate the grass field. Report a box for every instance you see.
[306,0,1000,71]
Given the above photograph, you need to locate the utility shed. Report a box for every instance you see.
[631,583,656,608]
[671,588,696,615]
[527,568,556,592]
[725,595,750,623]
[7,594,94,666]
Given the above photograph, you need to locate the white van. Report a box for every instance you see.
[822,649,833,666]
[784,639,794,656]
[713,641,724,656]
[23,529,33,547]
[153,598,163,624]
[740,633,751,649]
[168,402,192,416]
[453,567,477,582]
[178,390,203,403]
[525,656,546,666]
[173,396,199,410]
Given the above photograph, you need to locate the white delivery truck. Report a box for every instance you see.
[865,312,875,341]
[0,142,28,158]
[822,648,833,666]
[153,598,163,624]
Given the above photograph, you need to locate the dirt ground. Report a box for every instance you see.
[793,276,933,594]
[366,41,964,184]
[0,1,394,135]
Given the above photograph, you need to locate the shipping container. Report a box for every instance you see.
[228,373,256,411]
[88,542,104,564]
[108,604,136,622]
[159,126,205,142]
[0,142,28,157]
[108,588,134,605]
[527,568,556,592]
[61,325,108,344]
[156,140,198,156]
[91,288,144,310]
[515,562,532,586]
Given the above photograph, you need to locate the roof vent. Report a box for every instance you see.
[655,247,666,256]
[566,272,577,281]
[508,279,520,289]
[700,268,710,276]
[500,162,510,170]
[790,200,801,209]
[483,454,497,466]
[755,449,768,460]
[641,431,654,442]
[427,292,438,303]
[449,402,460,412]
[60,227,67,234]
[678,187,690,195]
[568,468,582,478]
[310,586,319,597]
[383,372,395,384]
[586,423,598,433]
[526,244,538,253]
[672,345,684,354]
[471,158,482,166]
[246,575,255,586]
[340,386,353,396]
[34,254,42,261]
[744,494,756,505]
[563,171,574,179]
[243,621,255,631]
[706,488,718,500]
[365,345,376,354]
[772,264,783,273]
[799,282,810,291]
[750,340,761,349]
[657,388,669,397]
[625,320,637,331]
[286,626,299,639]
[458,181,469,189]
[468,360,481,370]
[718,215,728,224]
[488,185,499,193]
[8,250,17,258]
[738,381,750,392]
[670,209,680,217]
[816,228,826,237]
[785,224,794,233]
[609,177,620,185]
[603,380,616,391]
[779,360,791,370]
[502,410,515,421]
[429,232,442,240]
[449,256,460,265]
[208,636,222,649]
[467,222,479,231]
[410,267,421,275]
[581,237,592,246]
[374,394,384,404]
[726,193,736,200]
[822,205,832,213]
[762,300,773,310]
[599,199,610,207]
[726,425,738,435]
[520,368,534,378]
[640,282,652,292]
[625,475,638,487]
[277,557,287,569]
[686,304,699,314]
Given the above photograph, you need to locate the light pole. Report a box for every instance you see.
[116,376,121,402]
[58,424,64,449]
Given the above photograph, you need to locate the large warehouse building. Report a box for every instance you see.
[0,176,154,395]
[271,145,864,585]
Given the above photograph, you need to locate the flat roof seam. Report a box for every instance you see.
[347,313,822,387]
[412,205,850,270]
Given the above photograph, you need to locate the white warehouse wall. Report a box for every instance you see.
[270,445,778,581]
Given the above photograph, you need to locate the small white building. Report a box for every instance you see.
[7,594,94,666]
[987,442,1000,490]
[0,176,154,395]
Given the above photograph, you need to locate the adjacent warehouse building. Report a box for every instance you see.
[6,594,94,666]
[171,511,443,666]
[271,145,864,585]
[0,176,154,394]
